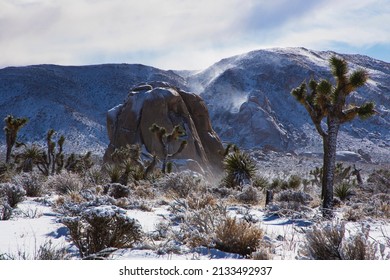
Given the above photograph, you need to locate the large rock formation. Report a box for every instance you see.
[104,81,224,174]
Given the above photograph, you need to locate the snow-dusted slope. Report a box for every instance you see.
[0,48,389,161]
[188,48,390,161]
[0,64,187,154]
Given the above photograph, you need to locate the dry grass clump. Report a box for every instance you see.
[215,217,263,257]
[302,222,379,260]
[46,171,83,195]
[0,240,69,260]
[62,205,142,258]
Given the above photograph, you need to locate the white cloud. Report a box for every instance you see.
[0,0,389,69]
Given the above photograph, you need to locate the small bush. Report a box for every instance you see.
[252,176,269,190]
[0,183,26,208]
[13,172,45,197]
[158,171,206,198]
[104,183,130,199]
[46,171,82,195]
[367,169,390,194]
[270,175,302,192]
[215,217,263,257]
[236,185,261,204]
[302,222,378,260]
[174,202,227,248]
[0,201,12,220]
[62,205,142,258]
[267,190,313,218]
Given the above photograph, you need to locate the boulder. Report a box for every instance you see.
[104,81,224,175]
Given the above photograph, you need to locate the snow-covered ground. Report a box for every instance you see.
[1,170,389,261]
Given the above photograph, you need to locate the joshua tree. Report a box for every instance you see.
[37,129,66,176]
[4,115,28,163]
[149,123,187,173]
[291,56,375,218]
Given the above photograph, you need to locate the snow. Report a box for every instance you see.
[1,192,389,260]
[0,199,68,258]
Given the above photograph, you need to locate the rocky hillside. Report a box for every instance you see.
[0,48,389,161]
[0,64,187,154]
[187,48,390,161]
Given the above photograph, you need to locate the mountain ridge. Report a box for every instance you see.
[0,47,389,162]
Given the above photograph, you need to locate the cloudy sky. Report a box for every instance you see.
[1,0,389,69]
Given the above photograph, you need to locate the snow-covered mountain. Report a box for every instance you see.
[0,64,187,154]
[1,48,389,161]
[188,48,390,161]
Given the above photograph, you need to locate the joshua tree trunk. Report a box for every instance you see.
[321,118,340,218]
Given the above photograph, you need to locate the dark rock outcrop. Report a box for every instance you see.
[104,81,224,174]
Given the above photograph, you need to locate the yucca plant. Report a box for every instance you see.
[222,150,256,189]
[334,182,353,201]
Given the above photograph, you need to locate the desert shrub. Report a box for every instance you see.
[13,172,45,197]
[250,247,272,260]
[46,171,83,195]
[103,183,130,199]
[236,185,261,204]
[362,193,390,219]
[343,206,364,222]
[173,202,227,248]
[302,222,378,260]
[0,163,16,183]
[62,205,142,258]
[252,175,269,190]
[84,166,107,187]
[131,181,155,199]
[0,183,26,208]
[334,182,354,201]
[270,175,302,192]
[267,190,313,218]
[277,190,312,204]
[0,201,12,220]
[222,151,256,189]
[215,217,263,257]
[158,171,206,198]
[367,169,390,194]
[186,193,216,210]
